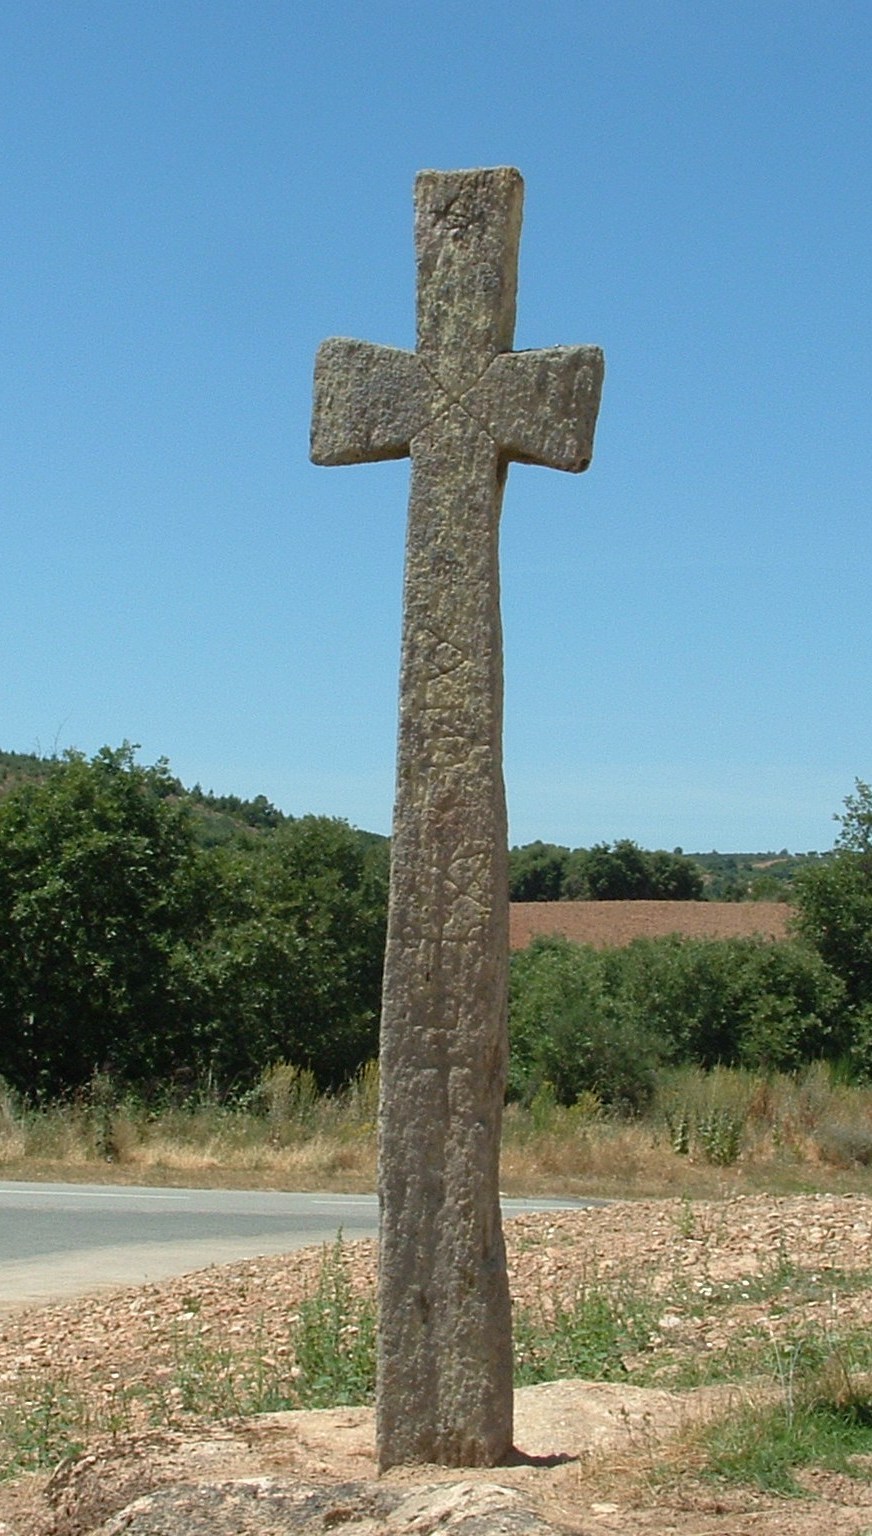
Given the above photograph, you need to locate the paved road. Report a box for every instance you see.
[0,1182,591,1309]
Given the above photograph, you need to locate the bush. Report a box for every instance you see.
[508,937,661,1113]
[0,748,389,1101]
[794,781,872,1012]
[508,932,852,1121]
[657,1064,756,1165]
[815,1120,872,1168]
[0,745,202,1098]
[608,936,846,1072]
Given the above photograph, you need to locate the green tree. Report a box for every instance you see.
[645,847,705,900]
[0,745,203,1098]
[610,935,845,1072]
[562,839,703,900]
[508,842,569,901]
[793,781,872,1072]
[191,816,388,1090]
[508,936,661,1112]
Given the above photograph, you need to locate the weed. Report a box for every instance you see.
[696,1107,745,1166]
[0,1376,88,1478]
[514,1276,656,1386]
[168,1327,247,1418]
[701,1383,872,1494]
[816,1121,872,1168]
[2,1063,872,1198]
[665,1106,691,1156]
[674,1195,696,1238]
[696,1322,872,1494]
[528,1081,559,1134]
[289,1237,376,1407]
[247,1062,321,1142]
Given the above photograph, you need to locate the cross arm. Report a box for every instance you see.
[310,338,432,466]
[464,345,605,473]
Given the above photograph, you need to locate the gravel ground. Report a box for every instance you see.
[0,1193,870,1535]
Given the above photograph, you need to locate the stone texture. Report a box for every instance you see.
[90,1478,566,1536]
[310,166,603,1471]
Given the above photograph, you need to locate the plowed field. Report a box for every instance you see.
[509,900,792,950]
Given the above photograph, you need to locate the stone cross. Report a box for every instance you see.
[310,166,603,1470]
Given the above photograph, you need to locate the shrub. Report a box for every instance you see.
[508,937,661,1112]
[608,936,847,1072]
[815,1120,872,1168]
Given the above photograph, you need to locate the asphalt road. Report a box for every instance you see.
[0,1182,590,1310]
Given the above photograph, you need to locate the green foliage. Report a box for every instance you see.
[508,937,662,1112]
[290,1238,376,1407]
[694,1107,746,1166]
[693,848,822,901]
[659,1066,758,1165]
[509,838,704,901]
[0,1376,88,1477]
[188,816,387,1090]
[610,935,846,1072]
[0,750,48,797]
[699,1333,872,1495]
[0,747,388,1100]
[187,785,285,831]
[508,841,569,901]
[565,839,704,901]
[5,746,868,1109]
[794,783,872,1048]
[0,745,203,1098]
[509,931,849,1115]
[514,1277,656,1386]
[166,1239,378,1417]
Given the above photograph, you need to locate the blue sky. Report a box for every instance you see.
[2,1,870,853]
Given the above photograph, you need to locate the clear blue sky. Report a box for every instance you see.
[3,1,870,853]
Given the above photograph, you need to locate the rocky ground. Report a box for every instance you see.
[0,1194,870,1535]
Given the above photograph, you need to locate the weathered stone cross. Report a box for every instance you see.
[311,166,603,1471]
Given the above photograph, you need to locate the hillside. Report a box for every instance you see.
[689,847,828,899]
[0,748,828,878]
[0,749,310,849]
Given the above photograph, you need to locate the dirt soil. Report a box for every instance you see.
[509,901,793,950]
[1,1194,871,1535]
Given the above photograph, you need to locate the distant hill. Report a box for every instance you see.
[0,747,388,852]
[0,749,47,793]
[688,849,830,900]
[0,748,831,880]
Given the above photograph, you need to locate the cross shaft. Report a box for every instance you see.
[311,166,603,1470]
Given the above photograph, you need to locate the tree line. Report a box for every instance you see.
[508,839,705,901]
[0,747,869,1107]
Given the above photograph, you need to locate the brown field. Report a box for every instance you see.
[510,899,793,950]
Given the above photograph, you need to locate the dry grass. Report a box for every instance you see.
[1,1062,871,1199]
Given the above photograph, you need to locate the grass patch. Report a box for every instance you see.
[3,1231,872,1501]
[699,1346,872,1495]
[0,1238,378,1479]
[152,1237,377,1421]
[288,1237,376,1408]
[514,1276,656,1386]
[0,1377,89,1478]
